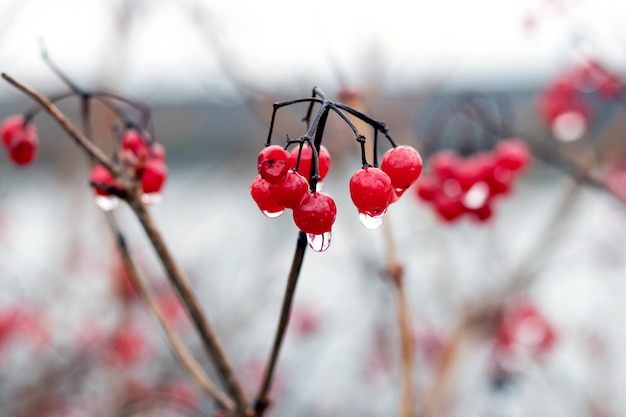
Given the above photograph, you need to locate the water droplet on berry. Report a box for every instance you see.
[141,192,162,206]
[263,210,284,218]
[306,231,331,252]
[462,182,489,209]
[94,195,119,211]
[552,112,587,142]
[359,211,385,229]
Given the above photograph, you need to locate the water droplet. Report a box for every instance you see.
[94,195,119,211]
[263,210,284,218]
[141,192,162,205]
[462,182,489,209]
[306,231,331,252]
[359,211,385,229]
[394,188,406,197]
[552,112,587,142]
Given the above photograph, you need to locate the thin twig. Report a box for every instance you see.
[382,218,414,417]
[1,72,119,176]
[253,231,308,415]
[106,213,235,412]
[127,192,249,413]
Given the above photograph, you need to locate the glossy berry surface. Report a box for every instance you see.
[380,145,423,190]
[289,144,331,181]
[349,167,392,216]
[141,159,168,194]
[258,145,291,184]
[250,175,283,215]
[90,165,118,196]
[269,170,309,209]
[293,192,337,235]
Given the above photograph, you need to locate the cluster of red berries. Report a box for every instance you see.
[538,58,623,141]
[90,129,168,206]
[251,144,334,235]
[251,143,423,249]
[415,139,531,222]
[1,115,39,166]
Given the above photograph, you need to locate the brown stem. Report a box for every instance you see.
[127,185,248,413]
[254,231,308,415]
[106,213,235,411]
[382,218,414,417]
[1,72,119,176]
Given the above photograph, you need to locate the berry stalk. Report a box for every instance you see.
[254,232,308,415]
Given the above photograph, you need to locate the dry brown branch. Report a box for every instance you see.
[107,213,235,411]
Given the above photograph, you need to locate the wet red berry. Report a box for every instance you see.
[433,194,464,222]
[349,167,392,216]
[293,192,337,234]
[141,159,168,194]
[250,175,283,216]
[269,170,309,209]
[380,145,423,191]
[121,129,150,166]
[90,165,118,196]
[289,144,331,182]
[258,145,291,184]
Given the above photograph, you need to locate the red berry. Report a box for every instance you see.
[485,166,512,196]
[108,324,146,366]
[121,129,150,166]
[380,145,423,191]
[2,115,31,147]
[292,192,337,235]
[2,116,38,166]
[90,165,118,196]
[454,153,494,192]
[250,175,283,216]
[470,203,493,222]
[433,194,465,222]
[430,150,459,180]
[415,175,440,201]
[8,136,38,166]
[141,159,168,194]
[289,144,331,182]
[349,167,393,216]
[258,145,291,184]
[269,170,309,209]
[495,139,531,172]
[150,142,166,161]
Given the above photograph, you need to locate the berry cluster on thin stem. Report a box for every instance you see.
[253,87,403,415]
[75,88,234,411]
[1,72,249,415]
